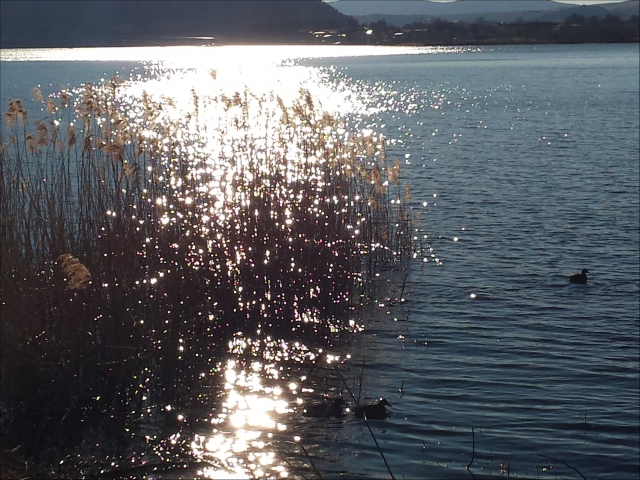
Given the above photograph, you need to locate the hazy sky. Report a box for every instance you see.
[326,0,632,16]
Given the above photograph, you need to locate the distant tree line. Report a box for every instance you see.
[349,14,639,46]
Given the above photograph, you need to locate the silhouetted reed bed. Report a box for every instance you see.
[0,78,421,477]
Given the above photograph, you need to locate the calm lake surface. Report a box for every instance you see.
[1,43,638,479]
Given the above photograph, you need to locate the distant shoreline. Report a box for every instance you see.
[1,38,638,50]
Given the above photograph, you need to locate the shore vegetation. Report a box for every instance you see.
[0,76,422,477]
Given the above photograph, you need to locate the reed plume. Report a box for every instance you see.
[57,253,91,290]
[31,86,44,104]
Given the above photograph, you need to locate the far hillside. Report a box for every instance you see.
[352,0,639,26]
[0,0,358,48]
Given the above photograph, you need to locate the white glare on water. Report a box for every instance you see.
[0,44,466,64]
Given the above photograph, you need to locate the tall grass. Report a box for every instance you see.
[0,78,419,476]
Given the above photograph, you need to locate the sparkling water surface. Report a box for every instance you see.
[1,44,638,479]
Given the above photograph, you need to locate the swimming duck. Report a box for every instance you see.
[568,269,589,284]
[353,398,392,420]
[303,397,346,418]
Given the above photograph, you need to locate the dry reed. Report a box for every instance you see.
[0,77,421,478]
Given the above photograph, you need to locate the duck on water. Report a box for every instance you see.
[303,398,346,418]
[353,398,392,420]
[568,269,589,284]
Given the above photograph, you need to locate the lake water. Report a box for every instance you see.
[1,43,638,479]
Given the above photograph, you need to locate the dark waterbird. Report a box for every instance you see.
[353,398,392,420]
[568,269,589,284]
[303,397,346,418]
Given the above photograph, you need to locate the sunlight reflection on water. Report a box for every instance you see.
[0,44,468,63]
[182,329,355,479]
[106,54,378,477]
[0,44,472,113]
